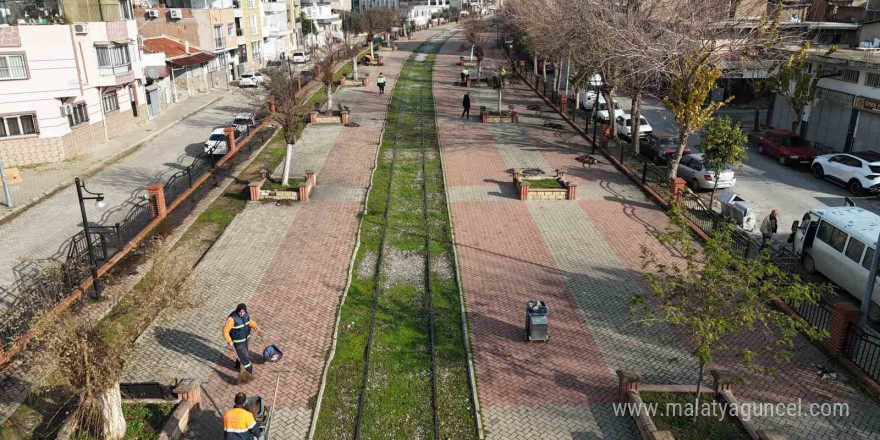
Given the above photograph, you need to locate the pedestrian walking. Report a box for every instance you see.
[461,67,469,85]
[377,72,386,94]
[760,209,779,251]
[223,393,262,440]
[461,93,471,119]
[223,303,261,380]
[500,67,507,87]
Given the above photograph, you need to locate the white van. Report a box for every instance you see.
[792,206,880,322]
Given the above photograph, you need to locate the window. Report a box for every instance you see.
[119,0,132,20]
[867,72,880,88]
[0,54,28,80]
[102,92,119,113]
[846,238,866,263]
[816,221,848,252]
[0,114,37,138]
[214,24,224,50]
[68,102,88,127]
[228,23,234,36]
[96,44,131,75]
[248,0,255,7]
[840,69,859,83]
[250,15,258,34]
[864,248,877,271]
[251,41,262,60]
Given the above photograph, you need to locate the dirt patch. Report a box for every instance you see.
[383,247,425,288]
[431,253,453,281]
[358,251,377,279]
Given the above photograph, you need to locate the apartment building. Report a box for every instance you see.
[302,1,340,47]
[135,2,240,80]
[0,0,147,167]
[262,0,291,61]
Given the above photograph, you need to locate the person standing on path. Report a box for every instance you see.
[760,209,779,251]
[461,93,471,119]
[500,67,507,87]
[461,67,469,85]
[223,303,261,374]
[377,73,386,94]
[223,392,262,440]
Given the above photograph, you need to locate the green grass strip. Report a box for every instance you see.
[315,34,476,440]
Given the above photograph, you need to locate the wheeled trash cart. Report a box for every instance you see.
[525,300,549,342]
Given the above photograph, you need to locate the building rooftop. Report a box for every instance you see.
[143,37,203,59]
[784,44,880,67]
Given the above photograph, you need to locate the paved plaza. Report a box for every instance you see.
[120,28,449,439]
[433,32,880,439]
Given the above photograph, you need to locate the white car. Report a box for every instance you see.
[252,72,265,84]
[291,51,309,63]
[239,73,258,88]
[204,126,244,156]
[677,153,737,191]
[811,151,880,196]
[232,113,256,134]
[615,114,653,140]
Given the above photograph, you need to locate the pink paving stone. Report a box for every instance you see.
[438,124,509,187]
[319,123,382,187]
[202,202,361,409]
[450,200,612,407]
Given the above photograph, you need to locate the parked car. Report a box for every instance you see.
[641,131,690,164]
[677,153,737,191]
[757,129,818,166]
[615,114,653,141]
[291,51,309,63]
[239,73,258,88]
[811,151,880,196]
[204,126,244,156]
[232,113,257,134]
[252,72,265,84]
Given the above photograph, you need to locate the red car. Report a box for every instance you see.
[757,129,818,166]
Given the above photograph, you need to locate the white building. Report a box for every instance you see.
[0,11,148,167]
[261,0,292,61]
[302,2,341,47]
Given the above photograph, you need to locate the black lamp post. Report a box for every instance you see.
[75,177,107,300]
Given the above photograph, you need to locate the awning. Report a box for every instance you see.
[168,52,216,67]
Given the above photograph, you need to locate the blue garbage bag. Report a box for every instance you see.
[263,344,283,362]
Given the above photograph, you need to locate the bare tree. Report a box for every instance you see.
[357,8,395,61]
[313,42,349,111]
[260,68,310,185]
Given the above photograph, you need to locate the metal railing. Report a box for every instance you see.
[787,298,833,332]
[845,325,880,385]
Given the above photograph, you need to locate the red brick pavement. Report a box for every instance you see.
[450,201,613,407]
[438,123,508,187]
[319,123,382,188]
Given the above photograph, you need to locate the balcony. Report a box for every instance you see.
[262,1,287,13]
[98,63,132,77]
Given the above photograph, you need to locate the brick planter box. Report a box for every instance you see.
[513,169,577,200]
[480,106,519,123]
[310,108,351,125]
[617,369,789,440]
[459,56,477,67]
[339,74,370,87]
[249,171,316,202]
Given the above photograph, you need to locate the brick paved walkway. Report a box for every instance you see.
[121,27,450,440]
[434,32,880,439]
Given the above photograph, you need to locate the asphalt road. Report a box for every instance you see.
[0,90,254,303]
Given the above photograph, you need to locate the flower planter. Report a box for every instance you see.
[512,169,577,200]
[480,105,519,124]
[339,74,370,87]
[249,171,317,202]
[616,369,790,440]
[310,109,352,125]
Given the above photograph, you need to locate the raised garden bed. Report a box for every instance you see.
[339,73,370,87]
[480,105,519,124]
[512,169,577,200]
[459,56,477,67]
[249,171,316,202]
[310,105,351,125]
[617,369,790,440]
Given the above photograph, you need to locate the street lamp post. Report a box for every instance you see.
[75,177,107,300]
[589,75,602,154]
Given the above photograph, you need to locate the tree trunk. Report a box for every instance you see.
[533,52,538,76]
[353,55,359,81]
[56,414,80,440]
[792,109,803,135]
[478,60,482,81]
[693,361,705,422]
[498,88,503,113]
[711,174,720,210]
[370,34,375,60]
[554,60,561,93]
[100,383,126,440]
[668,132,691,180]
[630,91,642,154]
[327,83,333,109]
[282,143,294,185]
[575,87,580,110]
[602,89,617,138]
[470,44,474,61]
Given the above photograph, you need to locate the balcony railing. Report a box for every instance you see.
[98,63,132,76]
[262,1,287,13]
[215,38,225,50]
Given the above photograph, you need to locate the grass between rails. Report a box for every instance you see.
[314,39,476,440]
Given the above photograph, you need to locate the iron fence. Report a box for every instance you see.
[845,325,880,385]
[787,298,833,332]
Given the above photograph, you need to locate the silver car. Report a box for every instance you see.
[677,153,737,191]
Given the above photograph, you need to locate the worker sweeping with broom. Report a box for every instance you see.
[224,303,261,384]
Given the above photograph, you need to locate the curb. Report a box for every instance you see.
[0,93,225,224]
